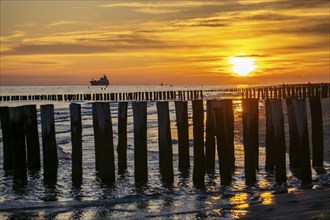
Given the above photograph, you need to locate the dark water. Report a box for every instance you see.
[0,86,329,219]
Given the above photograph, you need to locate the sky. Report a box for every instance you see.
[0,0,329,86]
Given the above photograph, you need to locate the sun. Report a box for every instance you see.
[229,56,257,76]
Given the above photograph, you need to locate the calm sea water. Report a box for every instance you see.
[0,85,329,219]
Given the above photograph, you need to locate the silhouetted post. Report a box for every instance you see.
[40,105,58,185]
[242,98,259,186]
[157,101,174,184]
[223,99,235,171]
[214,103,231,185]
[132,102,148,184]
[309,96,324,167]
[92,103,101,171]
[0,107,13,170]
[265,99,274,171]
[292,99,312,187]
[321,83,328,98]
[282,84,287,99]
[92,102,115,184]
[286,98,299,169]
[70,103,82,186]
[174,101,190,171]
[24,105,40,170]
[192,100,205,186]
[117,102,128,172]
[9,107,27,183]
[205,100,216,173]
[270,99,286,184]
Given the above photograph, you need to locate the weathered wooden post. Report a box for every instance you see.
[70,103,82,186]
[286,98,299,169]
[270,99,286,184]
[0,107,13,170]
[157,101,174,184]
[242,98,259,186]
[9,107,27,183]
[40,104,58,185]
[92,103,101,171]
[309,96,324,167]
[24,105,40,170]
[223,99,235,171]
[214,101,232,186]
[292,99,312,187]
[174,101,190,171]
[92,102,115,184]
[265,99,274,171]
[205,100,216,173]
[192,100,205,186]
[132,102,148,184]
[117,102,128,172]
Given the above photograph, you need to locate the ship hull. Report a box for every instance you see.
[90,81,109,86]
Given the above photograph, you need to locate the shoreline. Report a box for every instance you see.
[243,186,330,219]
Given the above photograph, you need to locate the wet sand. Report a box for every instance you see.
[243,186,330,219]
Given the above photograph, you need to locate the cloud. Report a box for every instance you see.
[98,2,227,8]
[47,20,77,27]
[134,8,180,15]
[1,31,173,55]
[172,16,227,27]
[0,31,26,42]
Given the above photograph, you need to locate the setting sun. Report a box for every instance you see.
[229,57,257,76]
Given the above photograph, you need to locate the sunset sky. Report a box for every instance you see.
[1,0,329,85]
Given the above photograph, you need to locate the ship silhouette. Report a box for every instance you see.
[90,75,110,86]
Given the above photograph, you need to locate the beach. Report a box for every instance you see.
[0,85,329,219]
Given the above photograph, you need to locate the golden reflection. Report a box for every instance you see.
[260,192,274,205]
[230,193,249,218]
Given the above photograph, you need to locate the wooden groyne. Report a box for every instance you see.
[0,83,328,102]
[0,93,327,189]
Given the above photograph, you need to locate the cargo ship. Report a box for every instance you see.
[90,75,110,86]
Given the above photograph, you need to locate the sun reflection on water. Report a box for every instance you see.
[230,193,249,218]
[260,192,273,205]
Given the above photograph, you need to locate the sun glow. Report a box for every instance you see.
[229,56,257,76]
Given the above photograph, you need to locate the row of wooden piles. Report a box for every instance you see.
[241,83,329,99]
[0,96,325,189]
[0,83,328,103]
[0,90,203,102]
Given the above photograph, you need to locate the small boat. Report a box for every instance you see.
[90,75,110,86]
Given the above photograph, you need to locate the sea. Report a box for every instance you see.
[0,85,329,219]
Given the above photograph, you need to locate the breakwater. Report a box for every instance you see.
[0,83,328,102]
[0,89,327,189]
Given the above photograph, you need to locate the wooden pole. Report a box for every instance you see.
[270,99,287,184]
[24,105,40,170]
[309,96,324,167]
[205,100,216,173]
[117,102,128,172]
[40,104,58,185]
[286,98,299,169]
[192,100,205,186]
[242,98,259,186]
[214,103,231,186]
[174,101,190,171]
[70,103,83,186]
[132,102,148,184]
[265,99,274,171]
[9,107,27,183]
[92,102,115,184]
[292,99,312,187]
[222,99,235,172]
[157,101,174,184]
[92,103,101,171]
[0,107,13,170]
